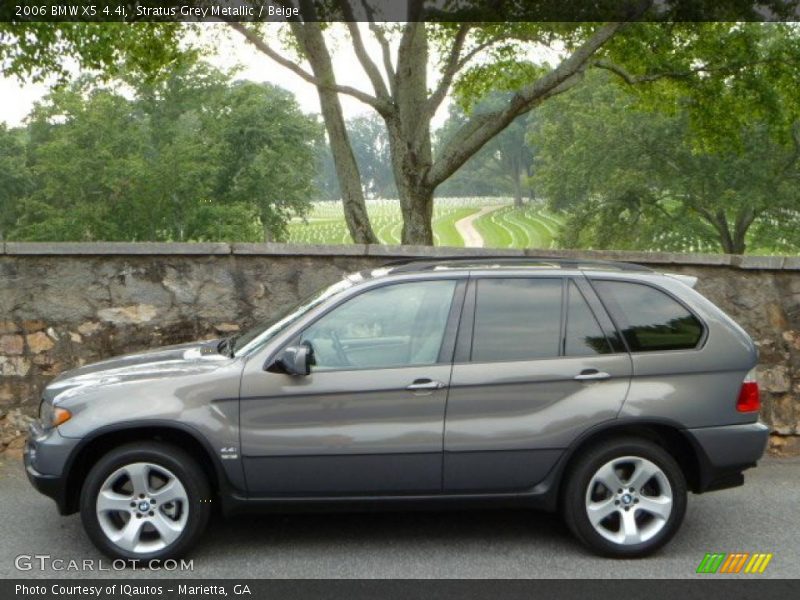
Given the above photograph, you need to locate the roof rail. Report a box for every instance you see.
[383,255,653,273]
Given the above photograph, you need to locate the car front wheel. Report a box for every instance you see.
[80,442,211,561]
[563,437,687,558]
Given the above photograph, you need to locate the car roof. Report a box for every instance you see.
[379,256,654,275]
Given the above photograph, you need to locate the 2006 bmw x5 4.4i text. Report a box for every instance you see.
[25,257,768,560]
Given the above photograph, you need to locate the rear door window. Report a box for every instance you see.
[592,280,704,352]
[565,282,612,356]
[471,278,562,362]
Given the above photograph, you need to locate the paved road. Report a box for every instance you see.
[454,205,503,248]
[0,456,798,579]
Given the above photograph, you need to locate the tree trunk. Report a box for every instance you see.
[388,22,436,246]
[290,21,378,245]
[320,101,377,243]
[526,164,536,202]
[511,161,524,208]
[512,181,524,207]
[399,186,435,245]
[704,209,751,254]
[730,207,756,255]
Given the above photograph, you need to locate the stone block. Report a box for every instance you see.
[0,335,24,355]
[758,365,791,394]
[97,305,158,325]
[26,331,55,354]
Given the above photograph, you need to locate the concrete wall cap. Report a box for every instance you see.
[1,242,798,270]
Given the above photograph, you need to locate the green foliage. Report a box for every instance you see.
[435,99,535,202]
[532,72,800,254]
[3,60,322,242]
[346,115,397,199]
[601,23,800,151]
[0,124,34,239]
[0,22,186,84]
[314,114,398,201]
[5,19,800,251]
[453,60,547,113]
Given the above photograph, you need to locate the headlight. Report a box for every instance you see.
[38,400,71,429]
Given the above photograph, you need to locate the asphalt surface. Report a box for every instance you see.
[0,455,798,579]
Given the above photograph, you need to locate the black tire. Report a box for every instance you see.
[80,441,211,561]
[562,437,687,558]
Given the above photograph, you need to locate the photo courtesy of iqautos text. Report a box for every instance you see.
[0,1,798,598]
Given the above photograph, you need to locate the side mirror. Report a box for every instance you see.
[266,341,314,376]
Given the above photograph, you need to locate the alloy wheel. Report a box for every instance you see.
[584,456,673,546]
[95,462,189,554]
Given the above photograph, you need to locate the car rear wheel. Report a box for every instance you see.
[80,442,211,561]
[563,437,687,557]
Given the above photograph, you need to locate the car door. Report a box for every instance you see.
[239,277,466,496]
[443,274,633,492]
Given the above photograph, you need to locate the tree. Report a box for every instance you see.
[229,16,623,244]
[436,98,535,204]
[313,115,398,200]
[18,83,152,241]
[6,3,800,245]
[209,80,323,240]
[227,5,800,244]
[7,61,322,242]
[532,73,800,254]
[346,114,397,198]
[0,124,33,240]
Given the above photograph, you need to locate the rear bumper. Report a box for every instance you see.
[685,421,769,492]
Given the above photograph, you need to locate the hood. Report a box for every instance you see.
[45,340,231,404]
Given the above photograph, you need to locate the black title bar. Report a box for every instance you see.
[3,579,800,600]
[2,0,800,23]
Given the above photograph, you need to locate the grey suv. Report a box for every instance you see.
[25,257,768,559]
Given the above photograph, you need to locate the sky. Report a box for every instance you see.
[0,23,451,128]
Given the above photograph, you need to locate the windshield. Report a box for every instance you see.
[232,276,355,357]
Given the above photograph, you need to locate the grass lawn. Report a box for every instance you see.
[472,205,565,249]
[287,198,542,247]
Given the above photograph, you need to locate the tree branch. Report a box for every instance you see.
[593,57,800,85]
[227,22,385,111]
[358,0,396,95]
[340,1,391,100]
[784,120,800,174]
[425,24,470,116]
[427,22,624,188]
[591,59,669,84]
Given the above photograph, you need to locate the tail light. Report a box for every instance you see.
[736,369,760,413]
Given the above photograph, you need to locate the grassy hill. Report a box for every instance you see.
[287,198,564,248]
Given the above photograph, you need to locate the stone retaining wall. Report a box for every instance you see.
[1,243,799,454]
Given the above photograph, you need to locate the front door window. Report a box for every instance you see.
[300,280,457,371]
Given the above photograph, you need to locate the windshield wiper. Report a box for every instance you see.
[217,334,239,358]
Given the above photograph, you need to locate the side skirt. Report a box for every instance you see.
[218,461,567,517]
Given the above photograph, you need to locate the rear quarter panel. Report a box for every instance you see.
[592,273,759,428]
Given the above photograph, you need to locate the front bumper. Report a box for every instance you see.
[24,421,79,514]
[686,421,770,492]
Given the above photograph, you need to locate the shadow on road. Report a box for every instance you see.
[202,506,577,552]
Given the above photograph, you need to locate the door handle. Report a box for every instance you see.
[574,369,611,381]
[406,379,447,391]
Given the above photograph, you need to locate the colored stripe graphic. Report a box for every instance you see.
[697,553,772,574]
[719,553,749,573]
[697,552,772,574]
[744,553,773,574]
[697,553,726,574]
[733,553,750,573]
